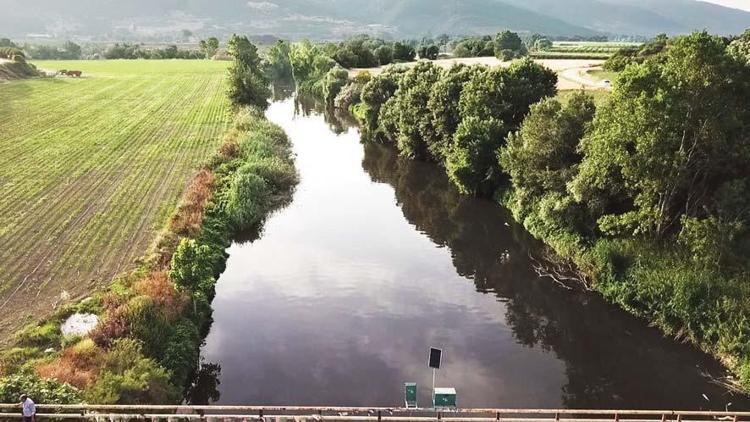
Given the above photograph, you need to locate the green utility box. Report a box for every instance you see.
[404,383,417,408]
[433,388,457,408]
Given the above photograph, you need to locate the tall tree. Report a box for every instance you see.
[571,31,750,238]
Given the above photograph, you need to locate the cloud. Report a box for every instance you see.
[246,1,279,11]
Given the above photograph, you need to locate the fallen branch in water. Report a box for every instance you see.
[529,251,592,291]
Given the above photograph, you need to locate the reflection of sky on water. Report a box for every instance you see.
[199,98,749,410]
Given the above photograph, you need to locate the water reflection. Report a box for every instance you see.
[361,142,749,409]
[199,98,748,410]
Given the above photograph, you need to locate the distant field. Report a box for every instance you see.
[531,41,640,59]
[0,60,230,339]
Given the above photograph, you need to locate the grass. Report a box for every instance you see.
[586,69,619,82]
[557,89,610,107]
[0,60,231,341]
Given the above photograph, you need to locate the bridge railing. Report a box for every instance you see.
[0,405,746,421]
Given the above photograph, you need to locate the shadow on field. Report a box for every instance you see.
[0,77,67,117]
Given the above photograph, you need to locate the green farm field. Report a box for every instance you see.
[0,60,230,340]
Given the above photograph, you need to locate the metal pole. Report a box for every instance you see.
[432,367,436,407]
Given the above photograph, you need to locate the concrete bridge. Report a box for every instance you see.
[0,405,747,421]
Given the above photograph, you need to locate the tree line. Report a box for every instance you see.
[0,37,225,60]
[343,30,750,391]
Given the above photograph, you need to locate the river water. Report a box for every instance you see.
[197,97,748,409]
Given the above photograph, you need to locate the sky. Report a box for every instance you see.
[700,0,750,11]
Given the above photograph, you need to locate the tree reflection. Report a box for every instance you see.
[360,142,749,410]
[185,362,222,405]
[294,94,358,135]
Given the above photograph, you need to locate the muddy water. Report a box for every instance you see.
[196,97,748,409]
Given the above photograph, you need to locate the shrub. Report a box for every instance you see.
[321,66,350,106]
[169,170,215,237]
[445,117,505,196]
[334,81,364,110]
[36,339,104,388]
[122,296,173,360]
[0,373,81,403]
[133,272,188,322]
[225,168,272,230]
[160,320,200,387]
[16,322,61,348]
[86,339,175,404]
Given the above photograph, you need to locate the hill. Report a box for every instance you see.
[0,0,748,41]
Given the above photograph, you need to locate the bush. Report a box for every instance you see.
[334,81,364,110]
[321,66,350,106]
[36,339,104,388]
[0,373,81,404]
[445,117,505,196]
[16,322,61,348]
[86,339,175,404]
[225,168,272,230]
[160,320,200,387]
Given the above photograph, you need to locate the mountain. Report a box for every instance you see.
[502,0,750,36]
[0,0,748,40]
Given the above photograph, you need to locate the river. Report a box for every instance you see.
[195,96,748,410]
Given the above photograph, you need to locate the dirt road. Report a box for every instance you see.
[350,57,608,91]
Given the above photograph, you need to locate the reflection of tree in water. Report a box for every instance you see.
[185,362,222,405]
[361,142,750,410]
[272,81,296,102]
[294,94,359,135]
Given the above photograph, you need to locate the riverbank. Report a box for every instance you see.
[0,107,297,403]
[338,35,750,396]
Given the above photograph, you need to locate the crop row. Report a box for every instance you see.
[0,60,230,337]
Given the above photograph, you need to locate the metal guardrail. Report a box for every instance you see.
[0,406,746,421]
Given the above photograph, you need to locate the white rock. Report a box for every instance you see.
[60,313,99,337]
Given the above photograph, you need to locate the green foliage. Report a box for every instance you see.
[86,339,176,404]
[533,38,553,51]
[334,79,366,110]
[603,34,667,72]
[393,42,416,62]
[500,93,594,224]
[426,65,485,162]
[16,321,61,348]
[393,62,444,160]
[330,35,379,68]
[572,31,750,238]
[227,35,271,109]
[122,295,174,359]
[103,43,202,60]
[170,239,217,298]
[198,37,220,59]
[264,40,294,81]
[160,320,200,387]
[0,373,81,404]
[374,45,394,66]
[359,66,406,138]
[490,30,750,393]
[728,29,750,66]
[289,40,337,95]
[418,44,440,60]
[451,36,495,58]
[225,166,272,230]
[445,117,505,195]
[321,66,350,106]
[494,31,528,61]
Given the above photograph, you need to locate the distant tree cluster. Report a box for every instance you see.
[603,33,667,71]
[198,37,220,59]
[450,31,528,61]
[104,43,203,60]
[357,59,557,195]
